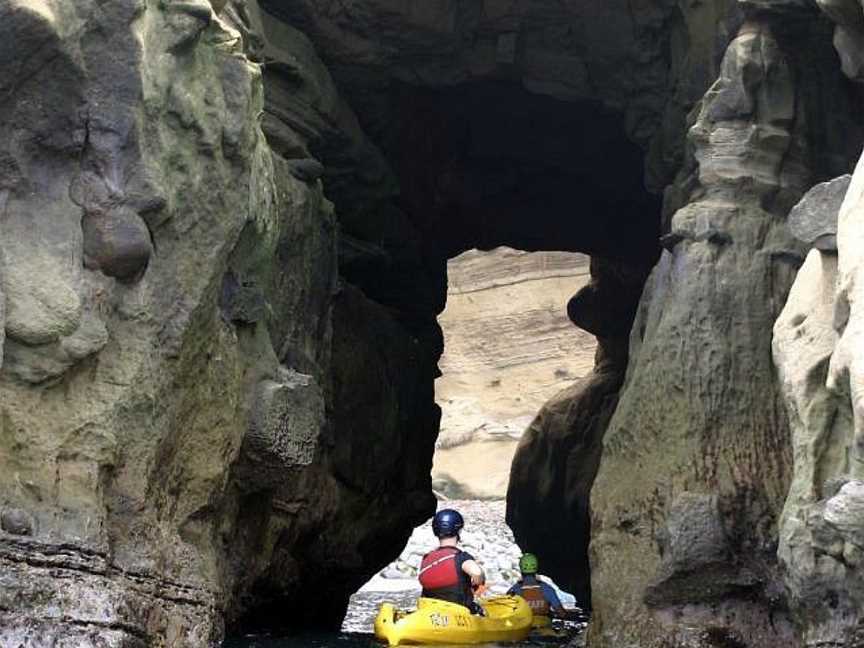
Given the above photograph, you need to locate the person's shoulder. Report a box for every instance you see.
[458,550,475,561]
[539,581,563,604]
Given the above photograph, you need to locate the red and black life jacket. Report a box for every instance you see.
[520,583,551,617]
[418,546,472,607]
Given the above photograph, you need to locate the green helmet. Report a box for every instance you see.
[519,553,539,574]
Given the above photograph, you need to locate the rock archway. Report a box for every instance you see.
[3,1,864,647]
[247,2,864,645]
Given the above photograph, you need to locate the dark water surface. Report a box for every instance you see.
[224,632,583,648]
[224,589,585,648]
[225,635,581,648]
[223,634,378,648]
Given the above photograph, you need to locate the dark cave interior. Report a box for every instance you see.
[229,69,662,634]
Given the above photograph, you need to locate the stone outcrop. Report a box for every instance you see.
[507,254,648,610]
[773,154,864,645]
[818,0,864,82]
[507,337,628,610]
[0,0,436,644]
[433,248,595,500]
[588,12,863,648]
[788,175,850,250]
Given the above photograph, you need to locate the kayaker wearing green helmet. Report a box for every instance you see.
[507,553,569,620]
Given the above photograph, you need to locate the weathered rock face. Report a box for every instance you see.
[1,2,283,643]
[7,0,864,645]
[588,12,863,648]
[261,0,681,265]
[771,6,864,643]
[433,248,595,500]
[261,0,737,193]
[506,253,649,610]
[774,152,864,645]
[788,175,850,251]
[506,337,628,610]
[0,0,436,644]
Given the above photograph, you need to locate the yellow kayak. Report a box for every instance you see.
[374,596,533,646]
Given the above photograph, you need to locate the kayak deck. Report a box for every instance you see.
[374,596,533,646]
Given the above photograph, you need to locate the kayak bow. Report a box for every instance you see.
[374,596,532,646]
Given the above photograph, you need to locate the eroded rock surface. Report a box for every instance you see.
[6,0,864,646]
[507,254,647,610]
[773,147,864,647]
[589,13,862,648]
[0,0,434,644]
[788,175,851,250]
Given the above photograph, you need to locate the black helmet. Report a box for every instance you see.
[432,509,464,538]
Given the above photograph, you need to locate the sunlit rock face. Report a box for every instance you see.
[774,156,864,644]
[433,248,595,500]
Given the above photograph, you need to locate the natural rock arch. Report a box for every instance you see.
[3,2,864,647]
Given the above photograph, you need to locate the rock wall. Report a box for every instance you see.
[434,247,595,500]
[6,0,864,646]
[773,141,864,645]
[506,255,648,610]
[1,2,286,643]
[588,10,864,648]
[0,0,437,644]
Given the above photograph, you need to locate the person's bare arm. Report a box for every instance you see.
[462,559,485,587]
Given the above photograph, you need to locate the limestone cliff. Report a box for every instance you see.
[433,247,594,500]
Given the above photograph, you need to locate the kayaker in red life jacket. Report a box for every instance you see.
[418,509,486,615]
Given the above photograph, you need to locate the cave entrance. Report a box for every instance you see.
[334,80,660,631]
[228,41,662,631]
[432,246,596,500]
[342,247,598,631]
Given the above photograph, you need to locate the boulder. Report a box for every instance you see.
[824,480,864,547]
[235,370,324,491]
[0,508,34,536]
[81,207,153,281]
[788,175,851,251]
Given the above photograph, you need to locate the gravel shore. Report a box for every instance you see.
[354,500,576,603]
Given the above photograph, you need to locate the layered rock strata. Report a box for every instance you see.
[433,248,595,500]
